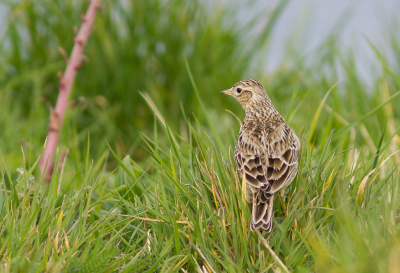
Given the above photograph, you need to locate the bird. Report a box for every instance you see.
[221,79,300,232]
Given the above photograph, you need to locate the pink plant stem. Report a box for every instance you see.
[40,0,101,180]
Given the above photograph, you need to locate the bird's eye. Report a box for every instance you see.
[236,88,242,94]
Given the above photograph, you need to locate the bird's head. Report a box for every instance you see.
[220,79,270,110]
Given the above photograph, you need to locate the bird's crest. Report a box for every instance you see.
[233,79,265,90]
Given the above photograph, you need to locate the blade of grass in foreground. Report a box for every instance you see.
[308,82,339,143]
[106,141,135,181]
[334,90,400,139]
[372,121,387,170]
[185,58,226,154]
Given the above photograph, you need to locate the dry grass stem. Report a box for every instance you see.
[256,230,291,273]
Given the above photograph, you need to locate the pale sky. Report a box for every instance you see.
[254,0,400,83]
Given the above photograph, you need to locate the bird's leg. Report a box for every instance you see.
[278,189,288,216]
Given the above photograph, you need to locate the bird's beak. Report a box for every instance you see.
[220,89,233,96]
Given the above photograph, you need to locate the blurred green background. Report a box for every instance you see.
[0,0,267,167]
[1,0,399,171]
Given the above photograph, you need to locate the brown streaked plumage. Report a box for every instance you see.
[221,79,300,232]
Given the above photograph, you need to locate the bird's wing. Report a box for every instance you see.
[235,123,300,194]
[235,124,272,195]
[264,123,300,193]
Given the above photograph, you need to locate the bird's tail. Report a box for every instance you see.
[250,192,274,232]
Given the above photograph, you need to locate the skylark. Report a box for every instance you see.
[221,79,300,232]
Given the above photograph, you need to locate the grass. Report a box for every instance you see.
[1,0,400,272]
[2,83,400,271]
